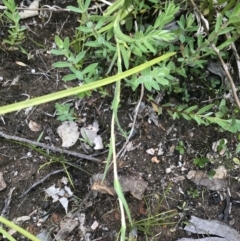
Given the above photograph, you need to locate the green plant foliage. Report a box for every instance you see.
[131,184,177,238]
[132,209,177,237]
[177,201,190,212]
[55,103,76,121]
[236,136,240,154]
[2,0,26,48]
[176,141,185,155]
[127,65,173,92]
[194,157,209,168]
[187,188,200,198]
[51,36,99,83]
[167,103,240,133]
[207,170,216,179]
[1,0,240,239]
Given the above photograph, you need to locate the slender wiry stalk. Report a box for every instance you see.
[0,217,41,241]
[211,44,240,109]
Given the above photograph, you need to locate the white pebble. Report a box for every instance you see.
[166,168,172,174]
[91,220,99,230]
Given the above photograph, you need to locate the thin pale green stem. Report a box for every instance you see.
[0,227,17,241]
[0,52,175,115]
[0,217,41,241]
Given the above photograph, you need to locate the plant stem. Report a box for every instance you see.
[0,217,41,241]
[211,43,240,109]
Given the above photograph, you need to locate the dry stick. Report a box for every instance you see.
[211,44,240,109]
[0,6,68,11]
[226,33,240,81]
[116,83,144,158]
[19,144,115,198]
[223,188,231,223]
[0,4,104,12]
[0,131,101,162]
[18,169,65,198]
[189,0,209,34]
[1,187,15,219]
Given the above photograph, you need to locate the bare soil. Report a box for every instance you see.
[0,1,240,241]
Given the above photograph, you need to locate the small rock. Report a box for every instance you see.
[146,148,155,155]
[151,156,160,163]
[166,168,172,174]
[91,220,99,230]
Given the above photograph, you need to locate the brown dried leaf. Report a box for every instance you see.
[182,215,240,241]
[91,180,115,196]
[151,101,159,113]
[19,0,39,19]
[51,213,61,224]
[58,217,79,240]
[171,175,185,183]
[27,224,36,235]
[28,120,42,132]
[119,173,147,200]
[187,166,227,190]
[91,172,147,200]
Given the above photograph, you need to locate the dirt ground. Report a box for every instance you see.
[0,1,240,241]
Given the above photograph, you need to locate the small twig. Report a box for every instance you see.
[117,83,144,158]
[0,4,106,12]
[1,188,15,219]
[226,33,240,81]
[223,188,231,223]
[211,44,240,109]
[189,0,209,34]
[18,169,65,198]
[0,5,69,12]
[0,131,101,162]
